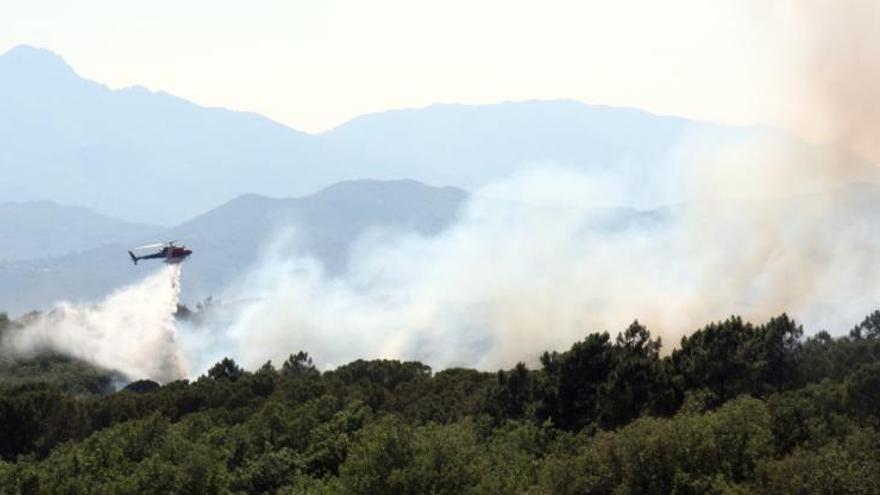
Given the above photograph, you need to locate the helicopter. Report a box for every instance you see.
[128,241,192,265]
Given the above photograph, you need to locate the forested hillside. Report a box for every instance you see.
[2,310,880,494]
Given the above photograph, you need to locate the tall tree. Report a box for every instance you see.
[750,314,802,393]
[672,316,753,403]
[208,357,244,381]
[281,351,318,377]
[539,332,614,430]
[598,320,672,427]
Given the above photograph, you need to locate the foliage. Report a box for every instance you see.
[207,357,244,381]
[0,310,878,493]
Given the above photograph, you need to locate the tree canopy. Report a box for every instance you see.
[1,311,879,494]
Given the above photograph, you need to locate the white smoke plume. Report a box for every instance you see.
[206,164,880,373]
[2,264,187,383]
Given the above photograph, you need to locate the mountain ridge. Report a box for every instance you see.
[0,200,162,262]
[0,179,468,315]
[2,44,842,225]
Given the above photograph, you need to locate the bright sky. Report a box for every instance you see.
[1,0,800,133]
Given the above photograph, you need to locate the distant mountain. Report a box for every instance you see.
[0,180,467,315]
[324,100,731,190]
[0,45,352,225]
[0,201,161,261]
[4,45,854,226]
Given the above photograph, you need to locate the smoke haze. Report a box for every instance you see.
[201,165,878,373]
[795,0,880,163]
[3,1,880,381]
[202,0,880,373]
[738,0,880,170]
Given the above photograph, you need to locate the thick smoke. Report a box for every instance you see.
[181,0,880,373]
[2,265,187,383]
[191,0,880,371]
[210,167,880,373]
[793,0,880,163]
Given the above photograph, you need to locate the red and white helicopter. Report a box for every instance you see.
[128,241,192,265]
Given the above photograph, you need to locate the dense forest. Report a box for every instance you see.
[1,309,880,494]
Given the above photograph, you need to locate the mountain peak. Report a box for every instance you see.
[0,44,78,81]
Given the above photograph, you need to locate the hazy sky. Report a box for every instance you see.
[1,0,802,133]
